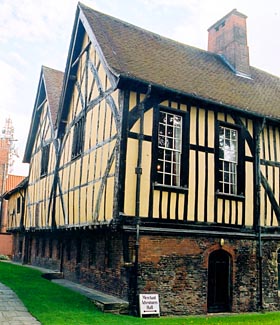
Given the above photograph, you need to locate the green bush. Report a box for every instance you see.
[0,255,9,260]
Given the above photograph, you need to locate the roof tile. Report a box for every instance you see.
[80,3,280,119]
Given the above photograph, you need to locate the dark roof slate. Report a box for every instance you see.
[42,66,64,125]
[23,66,64,163]
[80,3,280,120]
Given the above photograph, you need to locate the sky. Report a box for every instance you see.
[0,0,279,176]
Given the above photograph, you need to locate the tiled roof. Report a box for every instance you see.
[43,66,64,126]
[2,176,27,199]
[23,66,64,163]
[80,3,280,120]
[5,175,25,192]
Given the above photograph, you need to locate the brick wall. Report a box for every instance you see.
[0,233,13,257]
[11,229,280,316]
[137,234,272,315]
[0,138,9,196]
[21,229,130,301]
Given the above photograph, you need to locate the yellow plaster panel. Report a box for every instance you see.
[207,154,215,223]
[217,199,223,224]
[140,141,151,217]
[245,161,254,226]
[91,107,99,146]
[276,129,280,161]
[129,92,137,111]
[81,154,89,185]
[100,144,109,176]
[275,167,280,211]
[84,112,92,151]
[217,113,225,122]
[226,115,234,124]
[170,101,178,109]
[198,109,205,147]
[197,152,205,222]
[260,128,268,160]
[87,183,94,222]
[69,163,75,189]
[104,107,112,140]
[144,109,153,137]
[231,201,237,225]
[98,100,106,143]
[98,63,107,92]
[189,107,197,145]
[245,142,251,157]
[170,193,177,220]
[124,138,137,215]
[104,176,114,221]
[208,111,215,148]
[161,192,168,219]
[74,159,81,188]
[247,119,253,138]
[237,201,243,226]
[109,89,119,111]
[178,193,185,220]
[80,186,87,224]
[153,190,160,218]
[187,150,196,221]
[87,151,95,182]
[96,181,105,221]
[224,200,230,224]
[92,75,100,100]
[68,191,74,225]
[74,189,81,225]
[131,120,140,133]
[180,104,187,112]
[160,100,169,107]
[269,127,275,161]
[95,148,101,179]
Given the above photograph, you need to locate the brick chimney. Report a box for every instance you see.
[208,9,251,78]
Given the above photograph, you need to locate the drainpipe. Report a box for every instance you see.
[133,85,151,315]
[255,118,266,310]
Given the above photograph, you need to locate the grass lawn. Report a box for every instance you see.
[0,262,280,324]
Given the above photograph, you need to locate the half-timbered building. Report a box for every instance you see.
[8,4,280,315]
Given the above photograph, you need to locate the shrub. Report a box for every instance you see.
[0,255,9,260]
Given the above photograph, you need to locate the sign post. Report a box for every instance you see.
[139,294,160,317]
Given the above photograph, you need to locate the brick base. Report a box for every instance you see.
[11,229,280,315]
[0,233,13,257]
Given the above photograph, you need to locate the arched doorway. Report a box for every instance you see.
[207,249,232,313]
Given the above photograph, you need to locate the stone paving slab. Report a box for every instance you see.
[0,283,40,324]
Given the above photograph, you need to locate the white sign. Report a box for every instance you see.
[139,294,160,317]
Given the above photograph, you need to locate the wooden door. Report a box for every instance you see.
[207,249,232,312]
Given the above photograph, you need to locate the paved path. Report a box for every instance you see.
[0,282,40,324]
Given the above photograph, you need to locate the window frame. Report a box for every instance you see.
[16,197,21,214]
[153,105,189,191]
[215,121,245,198]
[40,143,50,177]
[71,116,85,160]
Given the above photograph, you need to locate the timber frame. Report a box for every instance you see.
[7,3,280,316]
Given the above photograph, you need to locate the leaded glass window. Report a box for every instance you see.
[218,126,238,195]
[157,111,182,186]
